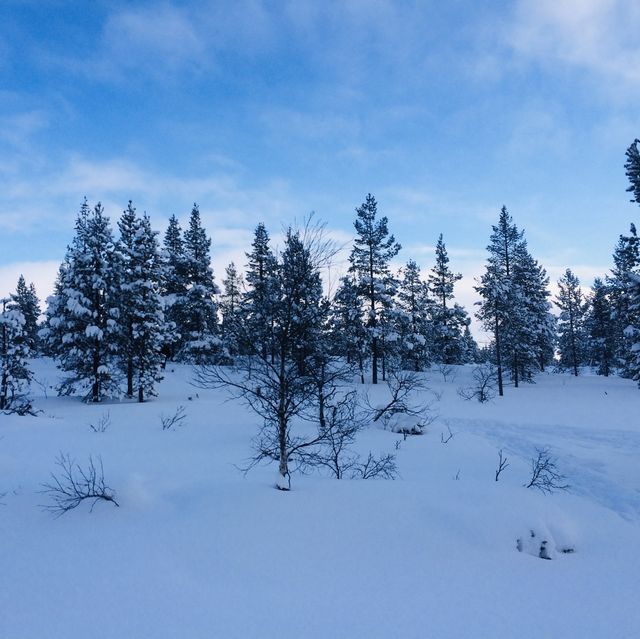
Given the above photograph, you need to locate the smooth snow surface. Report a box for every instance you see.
[1,361,639,638]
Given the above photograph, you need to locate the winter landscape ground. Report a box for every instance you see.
[2,358,639,639]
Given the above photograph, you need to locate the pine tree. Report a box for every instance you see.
[607,224,640,374]
[555,269,587,376]
[475,206,524,396]
[349,194,401,384]
[11,275,40,353]
[396,260,431,371]
[180,203,220,362]
[279,228,324,375]
[513,247,556,378]
[475,207,552,391]
[220,261,244,359]
[329,275,368,383]
[0,297,34,414]
[585,278,616,376]
[625,272,640,385]
[427,234,472,364]
[244,222,278,359]
[161,214,189,359]
[116,203,165,401]
[42,200,121,402]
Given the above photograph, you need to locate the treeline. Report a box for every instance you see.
[3,138,640,412]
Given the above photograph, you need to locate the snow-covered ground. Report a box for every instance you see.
[1,360,639,639]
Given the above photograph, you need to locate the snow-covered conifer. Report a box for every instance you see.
[180,204,220,362]
[160,214,188,360]
[427,235,474,364]
[11,275,40,353]
[116,203,165,401]
[555,269,588,376]
[396,260,431,371]
[43,200,121,402]
[220,261,244,359]
[244,222,277,359]
[585,278,616,376]
[0,297,34,414]
[349,194,401,383]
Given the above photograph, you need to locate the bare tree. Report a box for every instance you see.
[525,447,569,494]
[495,448,509,481]
[40,453,119,516]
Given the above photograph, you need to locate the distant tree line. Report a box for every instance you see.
[4,138,640,413]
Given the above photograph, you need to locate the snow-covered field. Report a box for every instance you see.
[2,360,639,639]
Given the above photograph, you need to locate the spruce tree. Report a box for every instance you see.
[180,203,220,362]
[161,214,189,359]
[42,200,121,402]
[329,275,368,383]
[396,260,431,371]
[475,206,524,395]
[608,224,640,375]
[116,204,165,401]
[585,278,616,376]
[512,247,556,378]
[349,194,401,384]
[555,269,587,376]
[0,297,34,414]
[11,275,40,353]
[244,222,277,359]
[427,234,472,364]
[220,261,244,359]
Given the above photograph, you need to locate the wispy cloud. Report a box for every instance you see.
[506,0,640,93]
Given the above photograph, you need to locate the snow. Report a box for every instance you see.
[1,360,639,638]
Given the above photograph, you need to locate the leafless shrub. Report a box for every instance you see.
[353,451,398,480]
[436,363,456,382]
[366,370,437,434]
[525,447,569,494]
[495,448,509,481]
[457,363,497,403]
[40,453,119,516]
[161,405,187,430]
[88,411,111,433]
[440,423,454,443]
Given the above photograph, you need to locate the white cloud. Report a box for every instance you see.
[507,0,640,91]
[0,260,60,306]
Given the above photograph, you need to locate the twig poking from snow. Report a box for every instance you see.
[495,448,509,481]
[88,411,111,433]
[160,405,187,430]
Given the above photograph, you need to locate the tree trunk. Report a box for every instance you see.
[371,336,378,384]
[495,313,503,397]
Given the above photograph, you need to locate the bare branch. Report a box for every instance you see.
[88,411,111,433]
[495,448,509,481]
[40,453,119,516]
[160,405,187,430]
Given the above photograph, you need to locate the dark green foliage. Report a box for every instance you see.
[555,269,587,376]
[349,194,401,384]
[11,275,40,353]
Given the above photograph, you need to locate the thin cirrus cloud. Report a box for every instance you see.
[506,0,640,92]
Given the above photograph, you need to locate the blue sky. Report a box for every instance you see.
[2,0,640,338]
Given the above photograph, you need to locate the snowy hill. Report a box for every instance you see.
[1,359,639,639]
